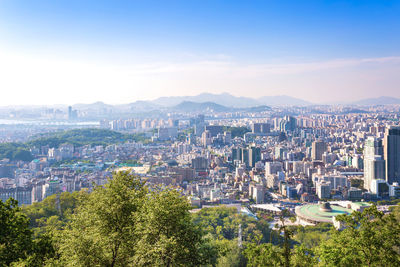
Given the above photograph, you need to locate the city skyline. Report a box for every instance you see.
[1,1,400,105]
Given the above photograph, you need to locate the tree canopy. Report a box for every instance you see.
[1,172,399,266]
[0,198,33,266]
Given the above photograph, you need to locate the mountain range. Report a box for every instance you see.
[351,96,400,105]
[71,93,311,113]
[69,93,400,114]
[149,93,311,107]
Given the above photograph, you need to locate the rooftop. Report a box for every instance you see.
[296,203,352,223]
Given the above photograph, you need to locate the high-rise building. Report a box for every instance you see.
[205,125,224,137]
[250,183,265,204]
[316,182,331,199]
[201,130,212,147]
[364,156,386,191]
[365,137,384,157]
[383,126,400,184]
[265,162,283,175]
[232,147,242,162]
[192,115,205,136]
[223,131,231,144]
[312,140,326,161]
[191,157,208,171]
[251,123,270,134]
[67,106,78,120]
[364,137,385,191]
[248,147,261,168]
[279,116,296,132]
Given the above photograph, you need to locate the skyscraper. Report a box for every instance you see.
[201,130,211,147]
[248,146,261,168]
[312,140,326,161]
[251,123,270,134]
[279,116,297,132]
[384,126,400,184]
[364,156,386,191]
[363,137,385,191]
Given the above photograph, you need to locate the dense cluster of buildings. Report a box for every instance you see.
[1,107,400,228]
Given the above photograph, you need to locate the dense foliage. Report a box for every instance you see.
[1,173,400,266]
[0,198,32,266]
[0,143,33,161]
[1,172,213,266]
[192,206,280,244]
[316,206,400,266]
[291,223,333,249]
[0,128,150,162]
[28,128,148,147]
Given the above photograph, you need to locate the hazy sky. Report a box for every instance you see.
[1,0,400,106]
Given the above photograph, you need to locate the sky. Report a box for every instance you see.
[1,0,400,106]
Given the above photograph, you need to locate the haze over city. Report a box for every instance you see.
[2,1,400,266]
[1,0,400,105]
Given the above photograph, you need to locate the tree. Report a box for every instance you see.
[291,223,333,249]
[56,172,212,266]
[316,205,400,266]
[192,206,278,244]
[133,187,213,266]
[0,198,33,266]
[23,191,80,232]
[13,148,33,162]
[57,172,147,266]
[291,245,317,267]
[276,209,294,267]
[10,234,57,267]
[214,239,246,267]
[244,243,283,267]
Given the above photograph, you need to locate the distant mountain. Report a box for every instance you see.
[170,101,272,113]
[151,92,311,107]
[120,101,160,113]
[257,95,312,106]
[66,93,311,115]
[152,93,260,108]
[352,96,400,105]
[73,101,114,110]
[171,101,230,112]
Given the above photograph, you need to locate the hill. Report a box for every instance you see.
[172,101,230,112]
[28,128,148,148]
[352,96,400,105]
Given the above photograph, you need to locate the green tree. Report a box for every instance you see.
[0,198,33,266]
[291,244,317,267]
[244,243,283,267]
[23,191,80,232]
[13,148,34,162]
[316,205,400,266]
[134,187,213,266]
[292,223,333,249]
[10,234,57,267]
[192,206,277,244]
[57,172,147,266]
[214,239,246,267]
[276,209,294,267]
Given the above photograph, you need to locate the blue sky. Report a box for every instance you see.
[1,0,400,105]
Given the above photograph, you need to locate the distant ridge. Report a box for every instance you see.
[170,101,272,113]
[151,93,260,108]
[352,96,400,105]
[150,92,311,107]
[73,101,114,110]
[172,101,230,112]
